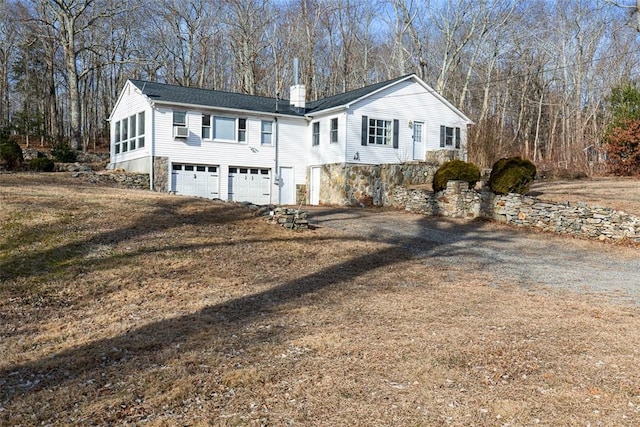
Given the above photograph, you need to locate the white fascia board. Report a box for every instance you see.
[304,105,347,120]
[149,99,305,121]
[107,80,135,122]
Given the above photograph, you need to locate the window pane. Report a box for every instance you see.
[202,127,211,139]
[202,114,211,126]
[138,136,145,148]
[115,143,120,154]
[115,121,120,142]
[238,118,247,142]
[173,111,186,126]
[122,119,128,140]
[261,120,273,145]
[331,118,338,143]
[214,116,235,140]
[138,112,145,136]
[130,115,136,137]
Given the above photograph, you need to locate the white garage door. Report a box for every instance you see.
[171,164,219,199]
[228,167,271,205]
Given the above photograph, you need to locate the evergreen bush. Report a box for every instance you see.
[432,159,481,192]
[488,157,536,195]
[29,157,55,172]
[51,141,78,163]
[0,128,23,170]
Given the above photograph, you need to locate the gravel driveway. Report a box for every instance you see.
[308,207,640,305]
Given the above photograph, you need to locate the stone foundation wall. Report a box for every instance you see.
[153,156,169,192]
[391,181,640,243]
[320,162,439,206]
[296,184,307,205]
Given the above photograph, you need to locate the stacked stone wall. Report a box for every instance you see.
[320,163,439,206]
[71,171,150,189]
[390,181,640,243]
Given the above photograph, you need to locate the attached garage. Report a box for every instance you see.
[171,164,219,199]
[228,167,271,205]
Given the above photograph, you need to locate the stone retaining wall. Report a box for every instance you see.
[320,162,439,206]
[391,181,640,243]
[72,171,150,189]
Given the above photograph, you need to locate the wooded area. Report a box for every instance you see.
[1,0,639,170]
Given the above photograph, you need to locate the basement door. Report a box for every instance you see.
[228,167,271,205]
[171,164,219,199]
[309,167,321,205]
[279,167,295,205]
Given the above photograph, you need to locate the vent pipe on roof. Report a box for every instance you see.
[293,57,299,85]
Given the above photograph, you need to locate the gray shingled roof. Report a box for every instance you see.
[305,75,411,113]
[129,80,300,116]
[129,74,414,116]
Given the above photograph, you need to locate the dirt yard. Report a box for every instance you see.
[1,173,640,426]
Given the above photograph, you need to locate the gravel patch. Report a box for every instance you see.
[308,207,640,305]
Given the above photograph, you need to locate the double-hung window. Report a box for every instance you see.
[361,115,399,148]
[238,118,247,142]
[330,118,338,143]
[202,114,211,139]
[440,126,461,149]
[312,122,320,146]
[369,119,392,146]
[261,120,273,145]
[173,111,187,127]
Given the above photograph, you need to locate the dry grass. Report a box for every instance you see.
[1,173,640,426]
[529,177,640,215]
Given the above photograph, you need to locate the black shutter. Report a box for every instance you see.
[440,125,445,148]
[455,127,461,149]
[393,119,399,148]
[361,116,368,146]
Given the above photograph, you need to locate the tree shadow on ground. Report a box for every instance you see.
[0,204,513,409]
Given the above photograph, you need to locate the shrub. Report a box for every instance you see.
[51,141,78,163]
[0,128,23,170]
[29,157,55,172]
[488,157,537,195]
[432,159,481,192]
[604,118,640,176]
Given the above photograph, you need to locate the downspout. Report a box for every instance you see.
[149,106,155,191]
[274,116,279,204]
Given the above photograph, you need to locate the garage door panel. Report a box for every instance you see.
[228,167,271,205]
[172,163,219,199]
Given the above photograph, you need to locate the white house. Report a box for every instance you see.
[108,74,472,205]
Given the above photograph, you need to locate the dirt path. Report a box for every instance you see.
[308,207,640,305]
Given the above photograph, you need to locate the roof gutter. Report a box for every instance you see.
[149,100,304,120]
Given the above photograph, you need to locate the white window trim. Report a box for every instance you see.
[330,118,338,144]
[368,118,392,146]
[261,120,273,145]
[312,121,320,146]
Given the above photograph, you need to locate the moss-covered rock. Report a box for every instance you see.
[488,157,536,195]
[432,160,481,192]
